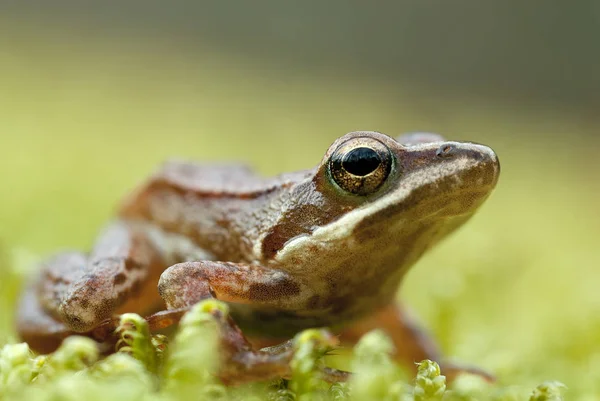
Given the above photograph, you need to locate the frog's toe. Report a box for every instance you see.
[56,270,120,332]
[158,262,215,309]
[440,360,495,383]
[59,308,97,332]
[58,290,115,332]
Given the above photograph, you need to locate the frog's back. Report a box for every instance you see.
[130,160,315,197]
[117,160,310,262]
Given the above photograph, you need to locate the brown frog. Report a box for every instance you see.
[16,131,500,384]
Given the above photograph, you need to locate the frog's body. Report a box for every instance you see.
[17,131,500,383]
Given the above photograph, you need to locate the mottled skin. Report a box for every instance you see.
[16,131,500,384]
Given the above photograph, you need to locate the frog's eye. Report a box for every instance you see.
[328,139,393,195]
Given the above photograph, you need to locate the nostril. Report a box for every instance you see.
[436,144,455,158]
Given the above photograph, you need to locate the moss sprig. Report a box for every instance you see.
[116,313,161,374]
[289,328,338,400]
[162,300,227,399]
[413,360,446,401]
[529,381,567,401]
[350,330,408,401]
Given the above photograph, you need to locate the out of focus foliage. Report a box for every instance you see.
[1,19,599,400]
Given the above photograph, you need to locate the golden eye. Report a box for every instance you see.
[328,138,393,195]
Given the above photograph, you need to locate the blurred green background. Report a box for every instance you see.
[1,1,599,398]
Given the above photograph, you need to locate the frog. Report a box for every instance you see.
[16,131,500,384]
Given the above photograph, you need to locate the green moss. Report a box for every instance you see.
[0,316,568,400]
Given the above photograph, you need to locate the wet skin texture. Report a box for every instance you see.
[16,131,500,384]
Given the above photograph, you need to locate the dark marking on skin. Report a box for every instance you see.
[84,283,98,295]
[261,181,362,260]
[216,218,231,229]
[130,279,142,295]
[113,273,127,285]
[125,259,144,271]
[85,273,98,282]
[94,298,116,322]
[48,275,71,285]
[328,295,357,314]
[247,278,301,301]
[261,203,333,260]
[306,295,320,309]
[64,314,85,330]
[261,230,290,260]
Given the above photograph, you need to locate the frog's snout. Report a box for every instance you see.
[436,142,496,162]
[432,141,500,190]
[458,142,501,188]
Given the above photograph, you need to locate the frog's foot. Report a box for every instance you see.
[139,300,351,385]
[211,311,349,385]
[143,261,350,385]
[44,221,166,331]
[16,221,169,353]
[439,361,495,383]
[340,302,495,383]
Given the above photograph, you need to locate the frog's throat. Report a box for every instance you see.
[274,142,499,263]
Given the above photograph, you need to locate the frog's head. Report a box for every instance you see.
[269,131,499,297]
[315,131,500,234]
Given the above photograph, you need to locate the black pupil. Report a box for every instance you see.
[342,147,381,176]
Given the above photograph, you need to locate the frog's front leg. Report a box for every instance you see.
[152,261,349,384]
[339,303,494,382]
[157,261,309,310]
